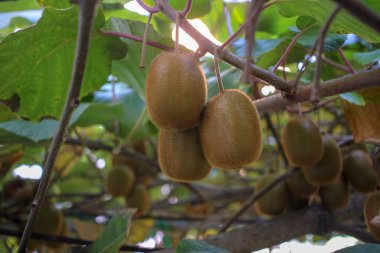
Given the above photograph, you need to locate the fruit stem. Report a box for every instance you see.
[175,11,180,51]
[338,48,356,74]
[136,0,160,13]
[310,6,341,102]
[140,13,154,68]
[180,0,193,17]
[214,47,225,93]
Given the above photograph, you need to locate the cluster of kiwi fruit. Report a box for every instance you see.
[253,115,380,240]
[106,141,151,216]
[146,51,262,182]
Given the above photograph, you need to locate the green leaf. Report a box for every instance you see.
[0,17,33,37]
[0,104,89,145]
[0,0,40,12]
[233,38,286,61]
[353,49,380,65]
[276,0,380,43]
[335,243,380,253]
[296,16,317,30]
[169,0,212,19]
[87,211,135,253]
[37,0,72,8]
[297,27,347,52]
[340,92,366,106]
[0,6,127,120]
[175,239,230,253]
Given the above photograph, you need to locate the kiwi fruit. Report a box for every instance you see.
[158,128,211,182]
[112,140,147,168]
[281,116,323,168]
[343,150,379,193]
[286,169,318,198]
[106,166,135,197]
[199,89,262,169]
[25,201,65,250]
[364,191,380,241]
[125,183,151,216]
[319,176,350,211]
[146,51,207,130]
[303,135,342,186]
[254,174,289,217]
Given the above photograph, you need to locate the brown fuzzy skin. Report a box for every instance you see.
[364,191,380,241]
[106,166,135,197]
[254,174,289,217]
[286,169,319,198]
[125,183,151,216]
[343,150,379,193]
[199,89,262,169]
[146,51,207,130]
[319,176,350,211]
[281,116,323,168]
[303,135,342,186]
[158,128,211,182]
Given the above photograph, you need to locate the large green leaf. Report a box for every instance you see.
[0,6,127,120]
[353,49,380,65]
[175,239,230,253]
[276,0,380,43]
[296,27,347,52]
[0,0,40,12]
[0,104,89,145]
[87,211,135,253]
[335,244,380,253]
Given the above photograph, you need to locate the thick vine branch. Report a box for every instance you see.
[255,68,380,113]
[155,0,293,93]
[155,195,375,253]
[18,1,99,252]
[333,0,380,34]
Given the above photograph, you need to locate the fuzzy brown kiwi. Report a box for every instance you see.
[25,201,64,250]
[158,128,211,182]
[112,140,147,168]
[146,51,207,130]
[286,169,319,198]
[343,150,379,193]
[364,191,380,241]
[199,89,262,169]
[281,116,323,168]
[254,174,289,217]
[319,176,350,211]
[106,166,135,197]
[125,183,150,216]
[303,135,342,186]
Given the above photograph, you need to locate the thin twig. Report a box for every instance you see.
[223,3,234,37]
[214,47,224,93]
[175,11,180,51]
[219,168,297,233]
[140,13,154,68]
[156,0,293,93]
[17,1,99,252]
[338,48,356,74]
[101,30,172,51]
[333,0,380,34]
[136,0,160,13]
[321,56,351,73]
[311,7,341,102]
[180,0,192,17]
[272,31,303,72]
[263,112,288,167]
[243,0,266,83]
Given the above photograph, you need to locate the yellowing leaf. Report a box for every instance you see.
[126,219,155,244]
[343,87,380,143]
[72,218,104,241]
